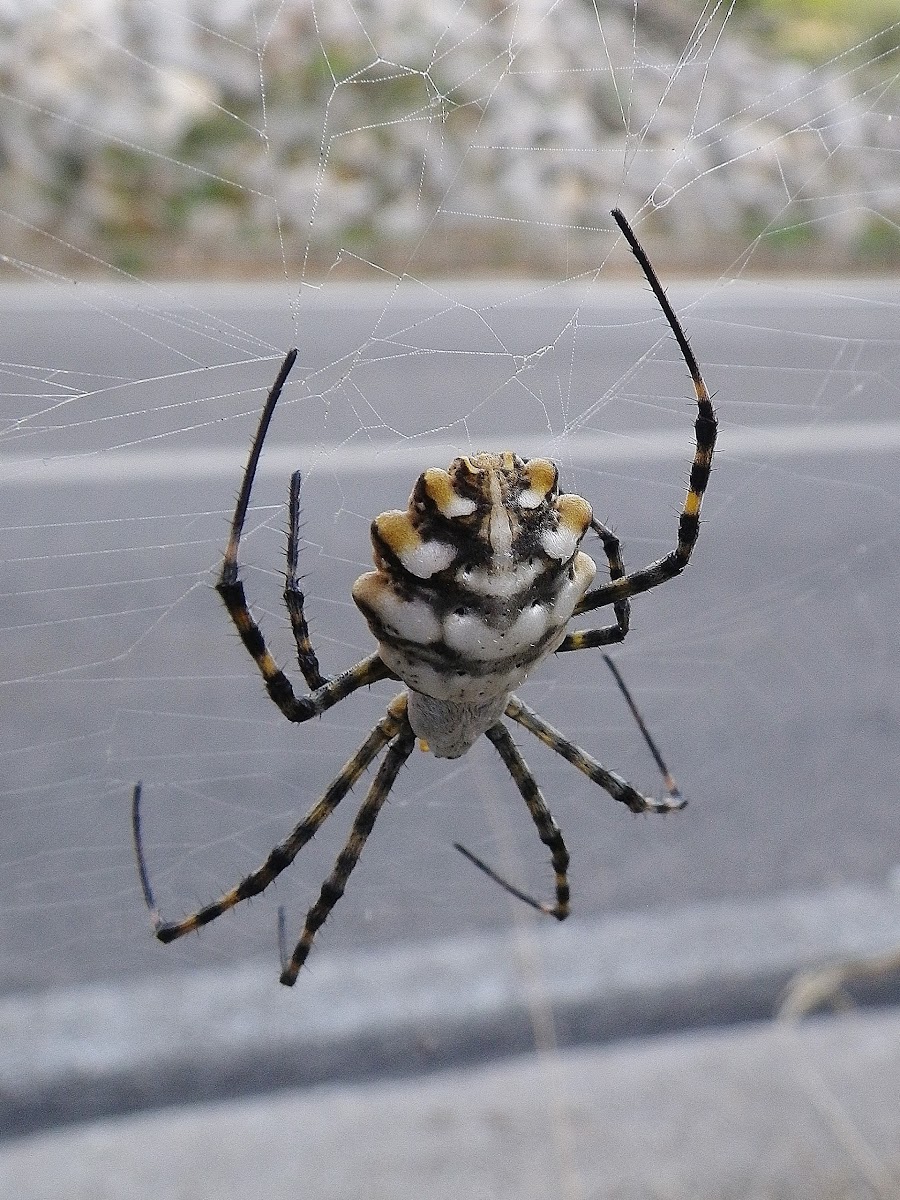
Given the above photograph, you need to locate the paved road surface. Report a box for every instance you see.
[2,280,898,995]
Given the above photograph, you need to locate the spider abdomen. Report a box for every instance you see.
[352,451,597,756]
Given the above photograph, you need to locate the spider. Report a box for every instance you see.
[133,209,717,986]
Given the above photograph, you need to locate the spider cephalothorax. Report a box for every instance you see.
[352,453,596,756]
[133,209,717,986]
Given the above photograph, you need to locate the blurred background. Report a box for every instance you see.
[1,2,899,1196]
[1,0,898,279]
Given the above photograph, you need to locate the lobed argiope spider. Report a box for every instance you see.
[133,209,717,986]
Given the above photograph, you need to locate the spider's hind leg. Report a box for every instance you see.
[285,468,328,690]
[215,350,314,718]
[219,349,298,593]
[131,782,161,929]
[558,516,630,653]
[214,350,390,722]
[572,210,717,619]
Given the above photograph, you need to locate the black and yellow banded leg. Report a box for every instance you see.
[284,468,328,691]
[214,348,392,720]
[133,697,409,946]
[455,722,570,921]
[558,516,630,652]
[575,210,717,618]
[219,348,298,592]
[504,694,685,815]
[279,716,417,985]
[216,575,391,722]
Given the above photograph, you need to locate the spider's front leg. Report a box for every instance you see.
[132,697,411,961]
[215,350,392,722]
[506,694,685,815]
[279,713,417,986]
[454,721,571,921]
[455,693,684,920]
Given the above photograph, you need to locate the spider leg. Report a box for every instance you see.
[600,654,682,804]
[558,516,630,652]
[132,696,409,946]
[505,693,685,814]
[219,592,390,722]
[285,469,328,690]
[574,209,717,618]
[455,721,570,920]
[555,511,681,802]
[215,350,392,719]
[279,715,417,985]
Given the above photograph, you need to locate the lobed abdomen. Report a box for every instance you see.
[352,451,596,757]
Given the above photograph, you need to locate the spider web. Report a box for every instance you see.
[1,0,899,1185]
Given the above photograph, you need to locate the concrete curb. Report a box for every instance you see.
[2,884,899,1137]
[4,1012,900,1200]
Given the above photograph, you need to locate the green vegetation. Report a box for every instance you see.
[734,0,899,65]
[853,213,900,265]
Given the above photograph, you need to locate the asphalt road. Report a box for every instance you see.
[7,1010,900,1200]
[2,279,899,996]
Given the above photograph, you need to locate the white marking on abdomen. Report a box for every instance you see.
[444,604,550,661]
[457,558,542,598]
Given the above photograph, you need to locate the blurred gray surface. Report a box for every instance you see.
[1,280,899,996]
[2,882,898,1136]
[3,1009,898,1200]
